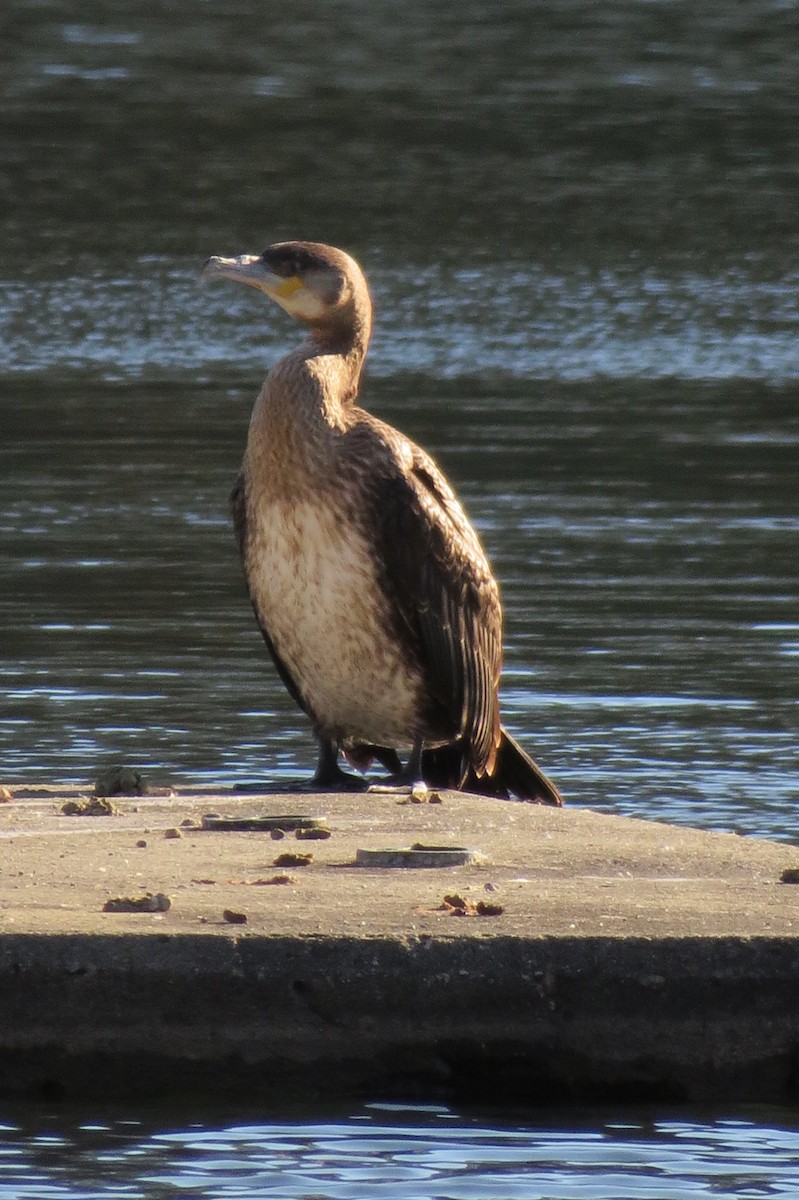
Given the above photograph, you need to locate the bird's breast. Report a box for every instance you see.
[245,494,424,745]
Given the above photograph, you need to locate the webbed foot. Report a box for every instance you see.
[366,738,425,793]
[312,739,368,792]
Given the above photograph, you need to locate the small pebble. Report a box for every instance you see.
[274,852,313,868]
[135,839,147,848]
[398,787,442,805]
[164,827,182,839]
[223,909,248,924]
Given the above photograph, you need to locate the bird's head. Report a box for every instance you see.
[202,241,370,339]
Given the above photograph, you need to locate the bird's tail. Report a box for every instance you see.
[488,727,563,806]
[421,728,563,806]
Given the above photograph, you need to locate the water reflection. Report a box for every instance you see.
[2,0,797,840]
[2,1104,799,1199]
[3,0,798,271]
[3,264,799,383]
[2,374,796,839]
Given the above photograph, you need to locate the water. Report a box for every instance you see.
[3,1103,799,1199]
[2,0,799,1188]
[3,372,796,838]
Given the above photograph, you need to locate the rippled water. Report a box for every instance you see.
[2,0,798,840]
[3,370,796,838]
[4,263,799,384]
[3,1104,799,1199]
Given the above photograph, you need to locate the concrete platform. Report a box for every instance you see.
[1,783,799,1105]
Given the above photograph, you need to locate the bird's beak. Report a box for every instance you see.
[201,255,304,303]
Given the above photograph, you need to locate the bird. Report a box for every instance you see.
[202,240,562,805]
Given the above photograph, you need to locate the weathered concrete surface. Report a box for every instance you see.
[1,784,799,1104]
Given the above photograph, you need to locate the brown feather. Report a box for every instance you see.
[208,240,562,800]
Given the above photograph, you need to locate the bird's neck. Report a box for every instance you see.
[245,322,369,496]
[309,298,371,396]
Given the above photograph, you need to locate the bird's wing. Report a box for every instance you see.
[360,424,503,775]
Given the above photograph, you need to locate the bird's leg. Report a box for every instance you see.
[368,737,428,794]
[405,737,425,785]
[311,738,368,792]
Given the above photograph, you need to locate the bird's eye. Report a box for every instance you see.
[261,249,307,277]
[261,251,294,276]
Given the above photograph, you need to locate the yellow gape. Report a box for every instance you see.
[275,276,303,299]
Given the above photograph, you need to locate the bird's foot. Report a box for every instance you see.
[310,739,369,792]
[232,780,283,794]
[311,763,368,793]
[368,738,426,794]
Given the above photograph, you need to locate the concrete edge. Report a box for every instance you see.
[1,931,797,1105]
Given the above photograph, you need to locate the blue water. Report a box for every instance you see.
[3,263,799,384]
[3,0,798,837]
[2,1103,799,1199]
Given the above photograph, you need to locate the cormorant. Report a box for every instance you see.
[202,241,562,805]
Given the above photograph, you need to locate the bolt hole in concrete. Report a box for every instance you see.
[200,814,329,833]
[355,845,483,868]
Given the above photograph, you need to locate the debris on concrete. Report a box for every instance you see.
[437,892,505,917]
[396,783,443,805]
[62,796,120,817]
[273,852,313,868]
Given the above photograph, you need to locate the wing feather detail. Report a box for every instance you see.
[360,424,503,775]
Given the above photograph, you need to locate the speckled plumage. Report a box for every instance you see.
[208,240,562,803]
[242,495,425,746]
